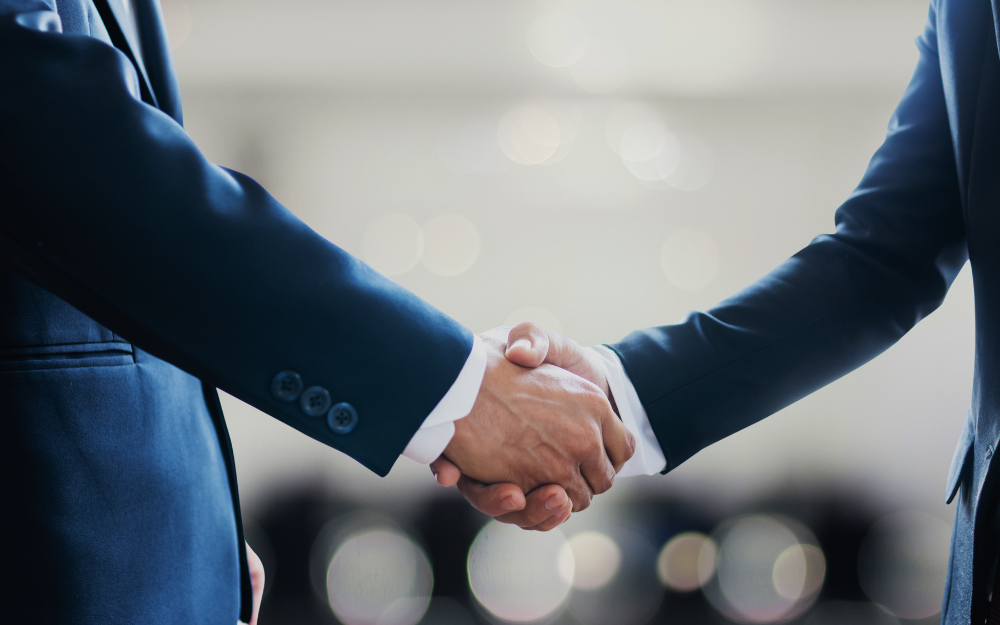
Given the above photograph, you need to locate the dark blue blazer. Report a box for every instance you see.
[612,0,1000,621]
[0,0,473,622]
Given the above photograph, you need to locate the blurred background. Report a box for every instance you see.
[164,0,972,622]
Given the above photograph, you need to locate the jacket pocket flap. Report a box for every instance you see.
[946,411,975,504]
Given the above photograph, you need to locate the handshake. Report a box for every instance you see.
[429,322,637,531]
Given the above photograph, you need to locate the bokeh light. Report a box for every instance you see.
[162,0,192,50]
[620,121,681,182]
[703,515,825,623]
[773,544,826,601]
[497,106,562,165]
[606,104,662,156]
[467,521,572,623]
[363,213,424,276]
[657,531,718,592]
[857,511,951,620]
[503,307,562,335]
[566,529,664,625]
[326,529,433,625]
[558,531,621,590]
[605,105,713,188]
[421,214,480,277]
[527,12,588,68]
[660,228,721,291]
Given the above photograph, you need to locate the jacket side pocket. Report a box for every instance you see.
[0,341,134,372]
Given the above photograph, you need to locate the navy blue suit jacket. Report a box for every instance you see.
[0,0,473,622]
[611,0,1000,621]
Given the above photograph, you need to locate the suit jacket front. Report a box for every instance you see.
[612,0,1000,621]
[0,0,475,622]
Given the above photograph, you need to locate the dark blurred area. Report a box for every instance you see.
[245,486,948,624]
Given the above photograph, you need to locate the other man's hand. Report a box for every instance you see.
[439,332,633,512]
[237,541,265,625]
[435,323,629,522]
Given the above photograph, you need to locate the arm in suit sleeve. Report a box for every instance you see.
[0,2,472,477]
[610,0,968,474]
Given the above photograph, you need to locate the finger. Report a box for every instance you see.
[430,456,462,487]
[456,474,527,516]
[495,484,569,528]
[564,473,594,512]
[540,330,586,371]
[579,427,616,499]
[246,542,265,625]
[504,322,550,368]
[601,407,636,473]
[526,499,572,532]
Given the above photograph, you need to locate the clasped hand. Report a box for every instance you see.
[431,323,632,531]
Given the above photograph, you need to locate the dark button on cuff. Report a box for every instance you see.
[328,403,358,434]
[271,371,304,402]
[299,386,331,417]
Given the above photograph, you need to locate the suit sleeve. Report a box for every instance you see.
[0,3,473,477]
[610,0,968,473]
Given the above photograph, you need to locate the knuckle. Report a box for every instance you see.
[591,475,612,495]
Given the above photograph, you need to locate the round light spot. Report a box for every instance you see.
[363,213,423,276]
[326,529,433,625]
[570,38,631,94]
[773,544,825,601]
[611,111,682,182]
[703,515,824,623]
[567,530,664,625]
[421,214,480,277]
[527,12,588,68]
[503,307,562,335]
[624,148,681,182]
[606,104,663,157]
[468,521,572,623]
[497,106,562,165]
[772,545,806,600]
[559,532,621,590]
[620,121,669,163]
[162,1,193,50]
[857,511,951,620]
[657,532,717,592]
[660,228,720,291]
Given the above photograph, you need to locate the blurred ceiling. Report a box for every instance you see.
[165,0,930,96]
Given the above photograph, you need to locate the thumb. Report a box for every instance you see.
[430,456,462,487]
[601,409,636,473]
[504,322,551,368]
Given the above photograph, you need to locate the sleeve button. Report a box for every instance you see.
[299,386,331,417]
[328,403,358,434]
[271,371,304,402]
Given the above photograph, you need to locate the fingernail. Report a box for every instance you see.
[501,496,519,511]
[544,493,565,511]
[509,338,532,351]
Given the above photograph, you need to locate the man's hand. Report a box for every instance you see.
[237,542,265,625]
[493,323,611,401]
[439,331,634,512]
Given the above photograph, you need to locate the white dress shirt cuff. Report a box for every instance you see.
[589,345,667,477]
[402,335,488,464]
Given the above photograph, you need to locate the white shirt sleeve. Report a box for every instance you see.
[402,335,488,464]
[589,345,667,477]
